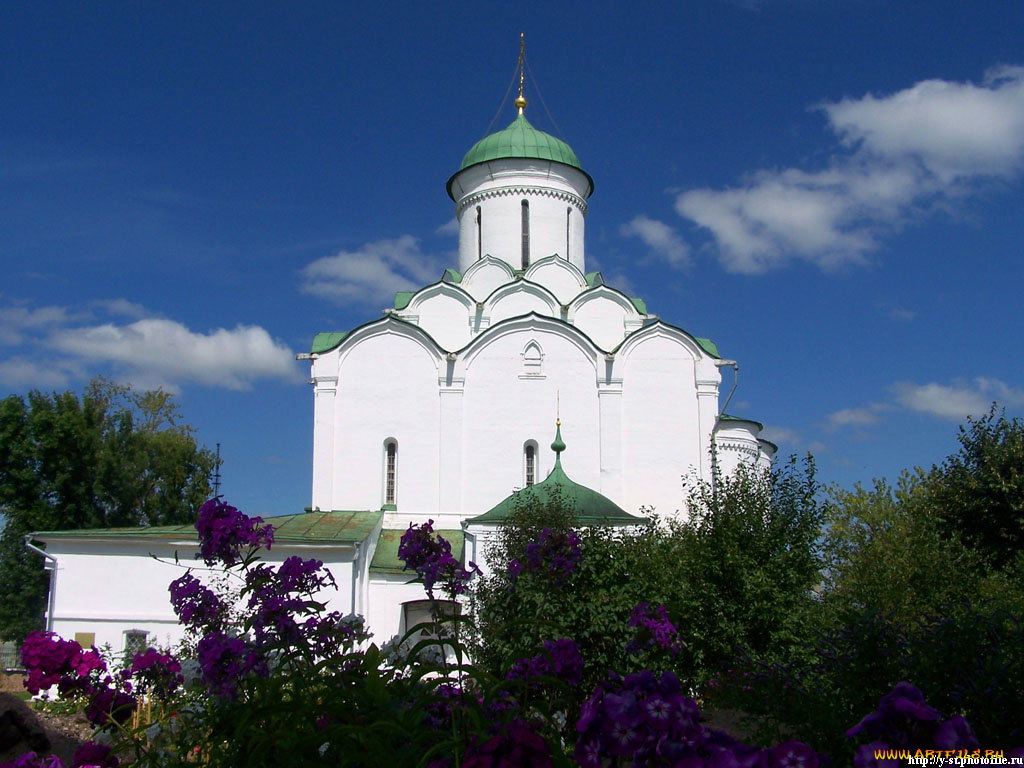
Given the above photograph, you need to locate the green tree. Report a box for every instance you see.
[470,490,662,695]
[673,456,825,679]
[821,474,991,624]
[0,379,217,642]
[471,457,826,694]
[921,406,1024,570]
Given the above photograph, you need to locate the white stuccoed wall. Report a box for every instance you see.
[38,537,358,657]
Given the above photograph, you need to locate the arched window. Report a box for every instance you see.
[384,439,398,507]
[521,199,530,269]
[476,206,482,260]
[524,441,537,487]
[521,340,544,377]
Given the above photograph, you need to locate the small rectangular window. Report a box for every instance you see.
[123,630,148,662]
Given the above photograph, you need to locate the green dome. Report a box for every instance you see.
[461,114,583,170]
[448,114,593,199]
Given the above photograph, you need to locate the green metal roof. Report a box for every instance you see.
[448,114,593,199]
[584,271,604,287]
[33,510,383,545]
[442,268,462,284]
[394,291,416,310]
[694,337,719,357]
[630,297,648,315]
[369,528,464,575]
[467,426,646,526]
[311,332,349,355]
[718,413,765,431]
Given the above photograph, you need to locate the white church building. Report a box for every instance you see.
[27,87,775,657]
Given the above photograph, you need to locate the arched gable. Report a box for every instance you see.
[523,255,588,305]
[460,255,516,302]
[569,285,643,352]
[455,313,599,378]
[335,316,443,375]
[485,280,561,326]
[613,321,706,363]
[404,282,476,351]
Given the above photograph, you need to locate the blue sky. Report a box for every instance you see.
[2,1,1023,517]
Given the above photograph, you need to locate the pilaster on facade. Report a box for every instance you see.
[311,375,338,510]
[437,376,465,515]
[694,376,720,482]
[597,377,625,504]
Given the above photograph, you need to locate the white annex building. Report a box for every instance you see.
[28,86,775,657]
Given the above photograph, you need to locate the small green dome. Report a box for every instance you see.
[466,424,645,526]
[448,114,593,199]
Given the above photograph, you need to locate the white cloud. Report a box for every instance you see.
[676,66,1024,273]
[0,356,79,389]
[0,304,76,345]
[0,299,301,393]
[620,215,691,268]
[50,319,300,392]
[93,298,150,320]
[435,218,459,236]
[824,66,1024,183]
[759,425,804,448]
[299,236,444,305]
[826,402,891,429]
[891,377,1024,420]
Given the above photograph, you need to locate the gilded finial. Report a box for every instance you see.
[514,32,527,115]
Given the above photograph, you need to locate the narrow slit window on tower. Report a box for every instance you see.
[476,206,482,260]
[566,207,571,260]
[385,440,397,506]
[521,199,530,269]
[525,443,536,486]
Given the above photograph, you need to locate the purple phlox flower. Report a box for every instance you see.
[576,667,821,768]
[85,686,137,727]
[933,715,980,750]
[422,682,482,732]
[627,602,682,656]
[299,612,370,658]
[521,528,582,585]
[398,519,480,598]
[127,647,183,699]
[21,632,86,695]
[196,632,266,700]
[847,683,942,746]
[169,573,225,631]
[505,637,582,686]
[461,718,554,768]
[5,753,64,768]
[769,739,819,768]
[195,497,274,567]
[70,741,120,767]
[507,558,523,581]
[245,557,340,649]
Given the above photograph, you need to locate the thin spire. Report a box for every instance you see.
[551,393,565,461]
[514,32,527,115]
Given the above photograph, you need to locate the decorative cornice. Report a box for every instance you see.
[456,185,587,217]
[716,440,759,457]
